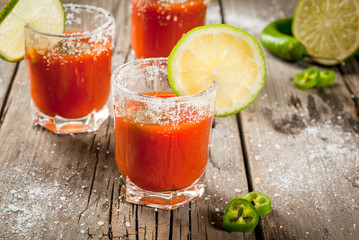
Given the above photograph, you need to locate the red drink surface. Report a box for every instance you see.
[115,92,212,192]
[26,31,112,119]
[131,0,208,58]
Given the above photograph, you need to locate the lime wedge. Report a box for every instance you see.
[168,24,266,117]
[292,0,359,66]
[0,0,65,62]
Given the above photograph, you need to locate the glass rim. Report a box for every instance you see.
[112,57,217,103]
[24,3,114,38]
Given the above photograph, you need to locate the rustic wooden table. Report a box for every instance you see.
[0,0,358,239]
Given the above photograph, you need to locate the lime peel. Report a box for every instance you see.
[168,24,266,117]
[0,0,65,62]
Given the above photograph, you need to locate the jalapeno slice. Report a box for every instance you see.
[241,191,272,216]
[293,67,319,89]
[223,198,259,232]
[317,70,335,87]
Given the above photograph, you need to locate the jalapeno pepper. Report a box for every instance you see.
[292,67,319,90]
[260,17,307,61]
[316,70,335,87]
[241,191,272,216]
[223,198,259,232]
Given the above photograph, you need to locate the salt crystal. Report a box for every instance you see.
[98,221,104,226]
[125,221,131,227]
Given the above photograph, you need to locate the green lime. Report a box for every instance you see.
[292,0,359,66]
[168,24,266,117]
[0,0,65,62]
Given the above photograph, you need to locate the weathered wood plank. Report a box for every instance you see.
[223,0,359,239]
[0,61,17,127]
[0,0,120,239]
[1,0,358,239]
[0,0,19,128]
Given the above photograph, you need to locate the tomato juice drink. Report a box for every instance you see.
[24,4,115,134]
[115,92,212,192]
[112,58,217,209]
[26,34,112,119]
[131,0,209,58]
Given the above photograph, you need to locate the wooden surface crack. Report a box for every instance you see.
[208,149,221,170]
[188,202,192,240]
[78,143,101,222]
[168,210,173,240]
[0,63,18,129]
[108,182,115,240]
[155,208,159,240]
[339,64,359,117]
[135,205,139,240]
[236,113,253,192]
[217,0,225,24]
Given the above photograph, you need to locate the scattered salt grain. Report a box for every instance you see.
[97,221,104,226]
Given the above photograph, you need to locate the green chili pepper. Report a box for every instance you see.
[260,17,307,61]
[241,191,272,216]
[223,198,259,232]
[316,70,335,87]
[293,67,319,90]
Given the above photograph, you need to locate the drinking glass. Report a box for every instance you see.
[25,4,115,134]
[112,58,217,209]
[131,0,209,58]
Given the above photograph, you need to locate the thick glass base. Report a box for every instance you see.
[123,175,205,210]
[32,103,109,134]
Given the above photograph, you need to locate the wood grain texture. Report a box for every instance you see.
[223,0,359,239]
[0,0,119,239]
[1,0,359,239]
[0,61,17,127]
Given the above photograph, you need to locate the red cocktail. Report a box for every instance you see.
[131,0,209,58]
[112,58,217,209]
[24,4,114,134]
[115,92,212,192]
[27,35,112,119]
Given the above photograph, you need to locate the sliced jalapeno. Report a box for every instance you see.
[317,70,335,87]
[223,198,259,232]
[241,191,272,216]
[293,67,319,89]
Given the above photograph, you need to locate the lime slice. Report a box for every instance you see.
[0,0,65,62]
[168,24,266,117]
[292,0,359,66]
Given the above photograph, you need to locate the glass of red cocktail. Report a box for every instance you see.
[131,0,209,58]
[25,4,114,134]
[112,58,216,210]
